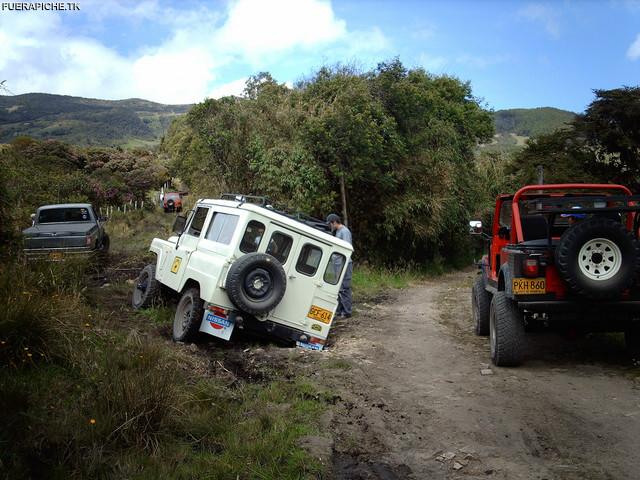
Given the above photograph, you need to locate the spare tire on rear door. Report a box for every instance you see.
[225,252,287,316]
[555,217,640,299]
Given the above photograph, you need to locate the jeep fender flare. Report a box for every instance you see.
[498,263,513,297]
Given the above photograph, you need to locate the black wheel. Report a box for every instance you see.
[173,287,204,342]
[225,253,286,315]
[164,207,169,213]
[472,275,491,336]
[131,264,160,309]
[99,234,110,253]
[556,218,640,300]
[490,292,525,367]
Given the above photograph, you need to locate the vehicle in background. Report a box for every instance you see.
[471,184,640,366]
[163,191,186,213]
[22,203,109,260]
[132,194,353,350]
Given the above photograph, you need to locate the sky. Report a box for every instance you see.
[0,0,639,112]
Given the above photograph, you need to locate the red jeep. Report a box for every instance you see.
[163,192,184,213]
[471,184,640,366]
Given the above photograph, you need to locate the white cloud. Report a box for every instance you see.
[519,3,560,38]
[419,53,447,72]
[627,33,640,60]
[0,0,389,103]
[208,78,248,99]
[217,0,347,62]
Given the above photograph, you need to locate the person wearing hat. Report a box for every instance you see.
[326,213,353,319]
[561,205,587,225]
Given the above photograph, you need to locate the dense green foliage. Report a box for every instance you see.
[162,61,494,264]
[508,87,640,189]
[0,93,191,147]
[493,107,575,137]
[0,137,168,248]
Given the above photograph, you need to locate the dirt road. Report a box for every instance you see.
[314,270,640,480]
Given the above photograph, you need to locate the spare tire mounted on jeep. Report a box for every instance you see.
[556,217,640,299]
[225,252,287,315]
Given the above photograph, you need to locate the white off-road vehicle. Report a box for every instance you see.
[132,194,353,350]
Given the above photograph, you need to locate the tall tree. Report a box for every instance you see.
[574,87,640,188]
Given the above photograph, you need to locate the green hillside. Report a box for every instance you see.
[0,93,192,147]
[494,107,575,137]
[481,107,576,153]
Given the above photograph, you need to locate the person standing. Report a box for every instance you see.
[326,213,353,319]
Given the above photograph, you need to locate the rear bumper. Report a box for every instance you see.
[518,300,640,313]
[24,247,95,260]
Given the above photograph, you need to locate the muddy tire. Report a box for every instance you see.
[490,292,525,367]
[131,264,160,310]
[472,276,491,336]
[225,253,286,316]
[556,218,640,300]
[173,287,204,343]
[100,234,110,253]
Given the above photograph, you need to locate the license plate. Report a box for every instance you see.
[201,311,234,341]
[512,278,546,295]
[49,252,64,260]
[307,305,333,324]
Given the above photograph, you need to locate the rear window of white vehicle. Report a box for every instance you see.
[324,252,346,285]
[296,244,323,276]
[206,212,239,244]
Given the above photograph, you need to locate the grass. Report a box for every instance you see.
[106,207,174,260]
[352,264,436,302]
[0,259,331,479]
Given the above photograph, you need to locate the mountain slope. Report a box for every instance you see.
[482,107,576,153]
[0,93,192,147]
[494,107,576,137]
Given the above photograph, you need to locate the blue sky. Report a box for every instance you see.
[1,0,639,112]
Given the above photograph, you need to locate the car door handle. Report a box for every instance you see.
[289,275,297,279]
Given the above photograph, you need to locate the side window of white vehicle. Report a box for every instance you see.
[206,212,240,244]
[240,221,266,253]
[296,244,323,276]
[187,207,209,237]
[266,232,293,264]
[323,252,346,285]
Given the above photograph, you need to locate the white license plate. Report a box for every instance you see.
[201,311,234,341]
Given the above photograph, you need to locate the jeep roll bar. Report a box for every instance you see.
[511,184,635,243]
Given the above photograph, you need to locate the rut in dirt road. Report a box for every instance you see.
[322,270,640,480]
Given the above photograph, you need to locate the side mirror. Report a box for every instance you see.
[172,215,187,234]
[469,220,483,235]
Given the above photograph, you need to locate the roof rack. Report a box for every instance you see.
[221,193,270,206]
[221,193,330,233]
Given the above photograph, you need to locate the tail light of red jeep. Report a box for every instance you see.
[523,258,539,278]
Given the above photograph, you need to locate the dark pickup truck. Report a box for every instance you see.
[22,203,110,260]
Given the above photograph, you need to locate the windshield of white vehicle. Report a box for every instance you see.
[38,207,92,223]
